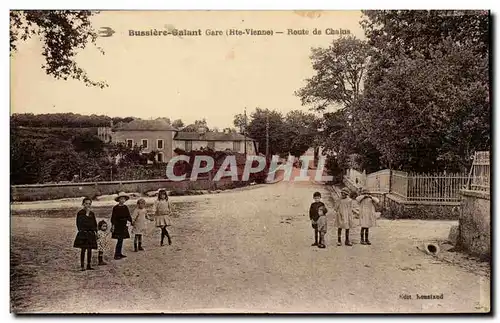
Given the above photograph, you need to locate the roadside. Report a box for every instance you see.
[11,178,489,313]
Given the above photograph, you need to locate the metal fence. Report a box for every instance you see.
[406,173,469,202]
[391,171,410,199]
[467,151,490,192]
[346,168,469,204]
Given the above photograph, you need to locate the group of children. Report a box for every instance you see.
[73,188,174,271]
[308,187,380,248]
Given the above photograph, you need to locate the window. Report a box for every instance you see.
[141,139,148,149]
[126,139,133,148]
[207,141,215,150]
[185,141,192,152]
[233,141,241,152]
[157,152,164,163]
[157,139,164,150]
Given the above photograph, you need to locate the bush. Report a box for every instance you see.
[325,155,344,184]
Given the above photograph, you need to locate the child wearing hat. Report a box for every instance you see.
[334,188,355,246]
[111,192,133,259]
[356,188,380,245]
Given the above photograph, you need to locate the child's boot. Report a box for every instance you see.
[98,251,107,265]
[318,233,326,248]
[360,229,366,245]
[311,230,319,246]
[163,229,172,245]
[134,239,138,252]
[365,229,371,245]
[138,235,144,251]
[345,230,352,246]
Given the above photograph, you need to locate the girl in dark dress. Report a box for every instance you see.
[111,192,133,260]
[73,197,98,271]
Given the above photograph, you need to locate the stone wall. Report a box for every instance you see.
[458,190,490,259]
[11,177,237,202]
[381,195,460,220]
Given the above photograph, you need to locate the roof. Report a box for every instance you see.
[174,131,256,142]
[113,118,176,131]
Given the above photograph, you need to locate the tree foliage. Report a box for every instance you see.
[10,10,107,88]
[298,10,489,174]
[11,113,134,128]
[172,119,184,128]
[246,108,287,155]
[282,110,319,157]
[358,10,489,172]
[182,118,209,132]
[295,35,371,112]
[233,113,246,133]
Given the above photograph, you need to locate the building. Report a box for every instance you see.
[111,119,258,163]
[112,118,177,163]
[173,128,257,155]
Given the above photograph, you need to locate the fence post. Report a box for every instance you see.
[389,168,393,194]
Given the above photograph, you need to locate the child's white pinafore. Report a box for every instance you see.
[153,200,172,227]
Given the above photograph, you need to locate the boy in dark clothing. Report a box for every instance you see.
[309,192,327,246]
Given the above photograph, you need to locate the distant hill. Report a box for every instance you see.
[10,113,135,128]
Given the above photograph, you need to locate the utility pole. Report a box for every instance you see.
[244,107,247,158]
[266,111,269,158]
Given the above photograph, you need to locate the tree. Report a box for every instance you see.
[295,35,371,112]
[233,114,246,133]
[10,113,135,128]
[296,35,374,170]
[282,110,319,157]
[182,118,210,132]
[358,10,489,172]
[246,108,287,155]
[172,119,184,128]
[223,127,238,133]
[10,10,107,88]
[158,117,171,124]
[11,129,43,184]
[71,132,105,158]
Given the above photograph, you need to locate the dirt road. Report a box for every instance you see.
[11,177,490,313]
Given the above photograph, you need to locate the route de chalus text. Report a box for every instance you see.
[128,28,351,37]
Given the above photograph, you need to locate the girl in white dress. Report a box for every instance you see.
[334,188,355,246]
[356,188,380,245]
[132,198,149,251]
[153,189,174,246]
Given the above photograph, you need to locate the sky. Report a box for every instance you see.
[10,10,366,129]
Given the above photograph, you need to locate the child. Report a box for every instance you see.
[334,188,355,246]
[132,198,148,252]
[153,189,173,246]
[73,197,98,271]
[96,220,111,265]
[111,192,133,259]
[316,206,327,248]
[356,188,380,245]
[309,191,327,246]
